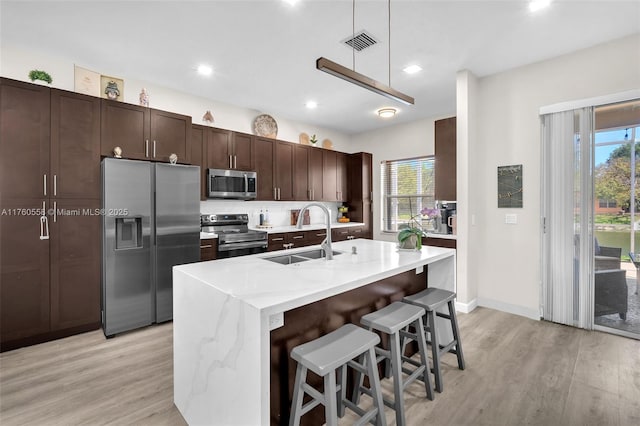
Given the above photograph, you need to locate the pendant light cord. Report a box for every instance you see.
[352,0,356,71]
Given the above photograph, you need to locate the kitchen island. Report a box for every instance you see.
[173,239,455,425]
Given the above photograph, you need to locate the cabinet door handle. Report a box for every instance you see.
[153,140,157,158]
[278,188,281,200]
[273,188,277,200]
[272,237,284,242]
[312,189,315,200]
[234,155,237,169]
[53,175,57,197]
[43,175,47,196]
[292,235,303,239]
[230,155,233,169]
[200,244,213,249]
[53,201,57,223]
[316,233,326,237]
[145,140,149,157]
[40,202,49,240]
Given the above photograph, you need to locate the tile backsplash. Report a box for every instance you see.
[200,200,341,227]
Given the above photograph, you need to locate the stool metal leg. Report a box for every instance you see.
[427,310,443,393]
[448,300,466,370]
[289,364,307,426]
[414,315,435,401]
[365,346,387,426]
[324,371,338,426]
[389,331,405,426]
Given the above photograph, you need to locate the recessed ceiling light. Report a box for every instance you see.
[283,0,299,6]
[197,64,213,76]
[377,108,397,118]
[529,0,552,12]
[305,101,318,109]
[403,65,422,75]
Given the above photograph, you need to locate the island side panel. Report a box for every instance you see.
[269,267,427,426]
[173,270,265,426]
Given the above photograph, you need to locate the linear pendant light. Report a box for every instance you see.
[316,57,414,105]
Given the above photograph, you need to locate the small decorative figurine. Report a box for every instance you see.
[113,146,122,158]
[203,110,214,124]
[104,81,120,100]
[169,153,178,164]
[139,88,149,107]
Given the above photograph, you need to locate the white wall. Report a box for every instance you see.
[0,43,351,150]
[349,115,454,242]
[469,34,640,319]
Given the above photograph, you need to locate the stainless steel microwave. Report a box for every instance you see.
[207,168,257,200]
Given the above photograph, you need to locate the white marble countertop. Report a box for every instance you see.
[249,221,365,234]
[175,239,454,316]
[173,238,456,426]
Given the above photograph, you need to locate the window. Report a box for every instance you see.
[381,156,435,232]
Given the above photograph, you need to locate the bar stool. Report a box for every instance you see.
[289,324,387,426]
[353,302,434,426]
[403,288,465,393]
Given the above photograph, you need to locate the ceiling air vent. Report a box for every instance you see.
[342,31,378,52]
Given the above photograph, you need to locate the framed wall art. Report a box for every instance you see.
[497,164,523,208]
[74,65,100,96]
[100,75,124,101]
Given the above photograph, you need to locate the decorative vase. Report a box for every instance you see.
[399,234,420,250]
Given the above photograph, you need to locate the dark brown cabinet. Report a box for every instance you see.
[200,239,217,261]
[254,137,275,200]
[101,100,191,163]
[191,124,207,200]
[267,230,324,251]
[347,152,373,239]
[423,237,457,249]
[50,198,101,331]
[0,78,50,199]
[434,117,456,201]
[332,225,367,242]
[275,141,295,201]
[0,78,101,351]
[293,145,311,201]
[309,147,323,201]
[51,89,101,199]
[207,128,252,170]
[322,150,348,202]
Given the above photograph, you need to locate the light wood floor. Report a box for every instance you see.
[1,307,639,426]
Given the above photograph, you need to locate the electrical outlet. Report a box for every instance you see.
[269,312,284,330]
[505,214,518,224]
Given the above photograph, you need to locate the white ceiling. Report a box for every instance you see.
[2,0,639,134]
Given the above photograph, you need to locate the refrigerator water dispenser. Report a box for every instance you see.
[115,217,142,249]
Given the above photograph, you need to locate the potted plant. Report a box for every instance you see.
[28,70,53,85]
[310,134,318,146]
[397,206,439,250]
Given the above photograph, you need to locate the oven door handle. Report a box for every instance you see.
[218,241,268,251]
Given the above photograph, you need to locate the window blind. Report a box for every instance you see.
[381,156,435,232]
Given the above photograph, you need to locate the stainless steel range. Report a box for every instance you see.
[201,214,268,258]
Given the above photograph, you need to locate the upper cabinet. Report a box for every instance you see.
[0,78,50,199]
[434,117,457,201]
[293,144,311,201]
[322,150,348,202]
[51,89,101,199]
[100,100,191,163]
[253,136,275,200]
[191,124,207,200]
[207,128,252,170]
[274,140,294,201]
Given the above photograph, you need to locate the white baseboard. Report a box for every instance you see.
[476,297,540,321]
[455,299,478,313]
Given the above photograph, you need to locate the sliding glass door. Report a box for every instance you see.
[593,102,640,337]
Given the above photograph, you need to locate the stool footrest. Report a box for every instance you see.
[341,398,380,426]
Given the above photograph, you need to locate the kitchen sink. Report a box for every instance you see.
[295,249,342,259]
[263,249,343,265]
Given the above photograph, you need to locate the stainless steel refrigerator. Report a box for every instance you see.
[101,158,200,337]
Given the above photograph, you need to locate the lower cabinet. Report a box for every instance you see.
[267,229,331,252]
[0,198,101,352]
[332,226,368,242]
[200,239,218,261]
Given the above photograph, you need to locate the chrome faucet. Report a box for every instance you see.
[296,202,333,260]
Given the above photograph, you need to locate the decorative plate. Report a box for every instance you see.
[322,139,333,150]
[299,132,310,145]
[254,114,278,138]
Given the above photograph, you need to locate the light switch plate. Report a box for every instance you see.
[505,214,518,224]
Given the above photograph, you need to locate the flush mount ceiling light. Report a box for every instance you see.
[529,0,552,12]
[403,64,422,75]
[197,64,213,76]
[377,108,397,118]
[305,100,318,109]
[316,0,415,106]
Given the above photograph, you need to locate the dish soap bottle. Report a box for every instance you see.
[259,209,264,226]
[264,209,270,226]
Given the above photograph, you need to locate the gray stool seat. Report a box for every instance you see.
[289,324,387,426]
[355,302,434,426]
[403,288,465,393]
